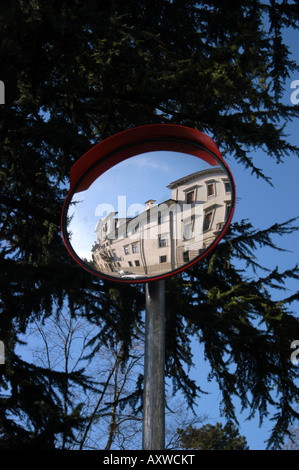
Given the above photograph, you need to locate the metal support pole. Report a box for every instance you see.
[143,279,165,450]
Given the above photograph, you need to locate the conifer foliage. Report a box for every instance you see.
[0,0,298,449]
[178,422,249,450]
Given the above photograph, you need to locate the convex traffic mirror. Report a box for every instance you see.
[61,125,236,283]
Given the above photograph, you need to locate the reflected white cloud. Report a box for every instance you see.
[131,154,171,172]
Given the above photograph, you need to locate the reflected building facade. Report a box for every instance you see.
[91,167,232,277]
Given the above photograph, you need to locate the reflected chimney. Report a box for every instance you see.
[145,199,156,210]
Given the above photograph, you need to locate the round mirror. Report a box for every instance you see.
[61,125,235,283]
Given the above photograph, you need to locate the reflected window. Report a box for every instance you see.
[132,243,139,253]
[224,181,231,193]
[186,190,195,204]
[216,222,225,232]
[203,211,213,232]
[158,211,167,225]
[225,203,231,220]
[183,215,195,240]
[158,234,168,248]
[124,245,130,255]
[206,182,215,198]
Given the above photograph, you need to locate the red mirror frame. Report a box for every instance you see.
[61,124,236,283]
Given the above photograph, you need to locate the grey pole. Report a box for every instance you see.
[143,279,165,450]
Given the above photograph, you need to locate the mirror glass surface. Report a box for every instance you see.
[64,150,233,280]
